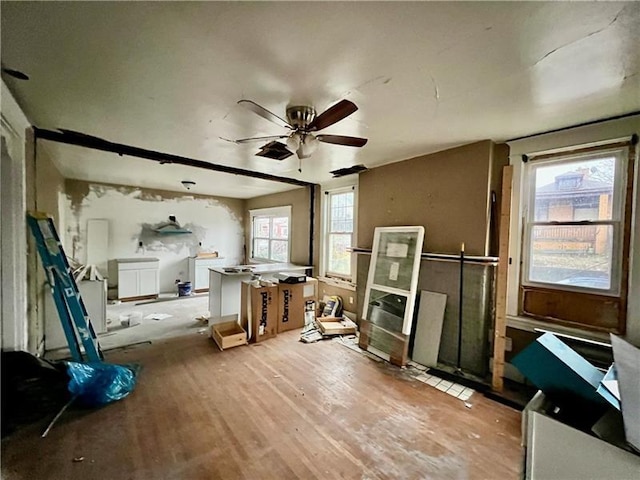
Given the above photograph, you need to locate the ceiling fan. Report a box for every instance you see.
[229,99,368,160]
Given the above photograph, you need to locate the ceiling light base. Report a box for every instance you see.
[286,106,316,130]
[181,180,196,190]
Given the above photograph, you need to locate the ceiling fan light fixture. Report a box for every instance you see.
[295,135,319,159]
[286,133,301,152]
[236,98,367,160]
[300,134,319,156]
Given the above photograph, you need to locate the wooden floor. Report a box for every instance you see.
[2,331,523,479]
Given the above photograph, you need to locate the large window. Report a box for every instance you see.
[519,142,634,333]
[324,188,355,280]
[524,148,626,294]
[250,206,290,263]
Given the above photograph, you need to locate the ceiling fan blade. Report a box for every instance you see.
[316,135,368,147]
[308,99,358,131]
[233,135,289,144]
[238,100,292,129]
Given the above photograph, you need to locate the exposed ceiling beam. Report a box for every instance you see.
[33,127,316,188]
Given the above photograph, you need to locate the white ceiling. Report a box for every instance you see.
[2,2,639,199]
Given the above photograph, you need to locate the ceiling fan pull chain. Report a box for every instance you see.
[298,157,302,173]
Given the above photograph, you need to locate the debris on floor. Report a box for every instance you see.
[1,351,71,437]
[66,361,139,407]
[119,312,142,327]
[513,332,640,455]
[1,351,140,438]
[300,327,323,343]
[317,317,357,336]
[299,295,356,343]
[143,313,173,321]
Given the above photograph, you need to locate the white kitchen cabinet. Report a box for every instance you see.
[188,256,227,292]
[45,279,107,351]
[110,258,160,300]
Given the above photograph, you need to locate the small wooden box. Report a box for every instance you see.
[317,317,357,336]
[210,317,248,351]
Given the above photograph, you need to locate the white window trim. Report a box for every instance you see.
[249,205,291,263]
[1,80,29,352]
[505,116,640,342]
[320,185,357,284]
[521,146,627,297]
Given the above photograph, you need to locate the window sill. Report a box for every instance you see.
[317,276,357,291]
[506,314,611,345]
[248,259,289,265]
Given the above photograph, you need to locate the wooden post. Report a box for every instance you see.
[492,165,513,392]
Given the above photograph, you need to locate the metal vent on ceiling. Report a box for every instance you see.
[255,141,293,161]
[330,164,368,178]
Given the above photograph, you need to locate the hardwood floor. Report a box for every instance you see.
[2,331,523,479]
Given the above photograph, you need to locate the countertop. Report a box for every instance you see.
[210,263,309,276]
[115,257,160,263]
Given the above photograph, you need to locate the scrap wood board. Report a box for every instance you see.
[492,165,513,391]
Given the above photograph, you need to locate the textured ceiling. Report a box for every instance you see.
[2,1,639,198]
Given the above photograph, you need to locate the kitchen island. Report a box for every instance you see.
[208,263,310,318]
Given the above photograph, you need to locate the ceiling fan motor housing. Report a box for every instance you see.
[286,106,316,130]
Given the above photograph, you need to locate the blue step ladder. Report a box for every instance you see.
[27,212,103,363]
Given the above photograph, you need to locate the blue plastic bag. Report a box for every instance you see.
[66,362,138,406]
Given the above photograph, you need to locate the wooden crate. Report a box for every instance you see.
[211,320,247,351]
[317,317,357,336]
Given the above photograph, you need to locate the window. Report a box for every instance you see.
[324,188,356,280]
[518,140,635,334]
[523,148,626,294]
[250,206,291,263]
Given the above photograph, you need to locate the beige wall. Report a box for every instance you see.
[245,186,320,270]
[358,140,508,256]
[317,281,357,313]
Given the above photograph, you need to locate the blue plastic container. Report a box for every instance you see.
[177,281,192,296]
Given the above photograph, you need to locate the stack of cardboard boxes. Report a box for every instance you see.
[239,277,318,344]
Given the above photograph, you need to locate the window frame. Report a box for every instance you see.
[521,147,628,297]
[249,206,291,263]
[510,135,636,335]
[322,186,357,282]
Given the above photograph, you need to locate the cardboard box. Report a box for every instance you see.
[240,281,278,343]
[209,314,247,351]
[277,278,317,333]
